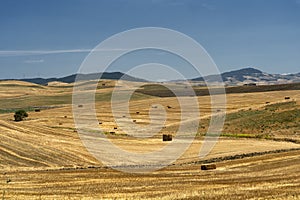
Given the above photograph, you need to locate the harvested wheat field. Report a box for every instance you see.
[0,80,300,199]
[1,149,300,199]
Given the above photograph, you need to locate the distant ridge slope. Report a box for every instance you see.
[221,67,263,81]
[2,67,300,85]
[10,72,146,85]
[192,67,300,85]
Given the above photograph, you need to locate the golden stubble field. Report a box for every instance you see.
[0,80,299,199]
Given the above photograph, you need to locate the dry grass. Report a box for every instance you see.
[0,80,300,199]
[0,150,299,199]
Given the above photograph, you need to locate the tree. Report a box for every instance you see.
[14,110,28,122]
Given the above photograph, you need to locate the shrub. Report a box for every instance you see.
[14,110,28,122]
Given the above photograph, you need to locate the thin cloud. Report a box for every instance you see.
[0,48,128,57]
[23,59,44,64]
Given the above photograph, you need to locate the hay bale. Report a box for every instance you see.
[285,96,290,100]
[34,109,41,112]
[201,164,216,170]
[163,134,172,141]
[243,83,256,86]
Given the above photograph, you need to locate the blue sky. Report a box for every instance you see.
[0,0,300,79]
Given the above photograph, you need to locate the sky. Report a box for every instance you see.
[0,0,300,79]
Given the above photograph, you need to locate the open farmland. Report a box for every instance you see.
[0,80,300,199]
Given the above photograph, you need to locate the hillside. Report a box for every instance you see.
[210,100,299,141]
[192,67,300,85]
[14,72,146,85]
[0,80,300,199]
[2,67,300,86]
[136,82,300,97]
[0,84,299,169]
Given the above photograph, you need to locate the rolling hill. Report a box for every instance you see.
[192,67,300,85]
[2,67,300,86]
[9,72,147,85]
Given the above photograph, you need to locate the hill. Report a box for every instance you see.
[0,78,300,199]
[221,101,299,139]
[192,67,300,85]
[2,67,300,86]
[136,82,300,97]
[13,72,146,85]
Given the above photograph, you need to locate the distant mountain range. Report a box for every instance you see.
[192,68,300,85]
[10,72,146,85]
[3,67,300,85]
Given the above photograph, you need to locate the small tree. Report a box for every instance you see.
[14,110,28,122]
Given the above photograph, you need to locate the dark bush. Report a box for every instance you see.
[14,110,28,122]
